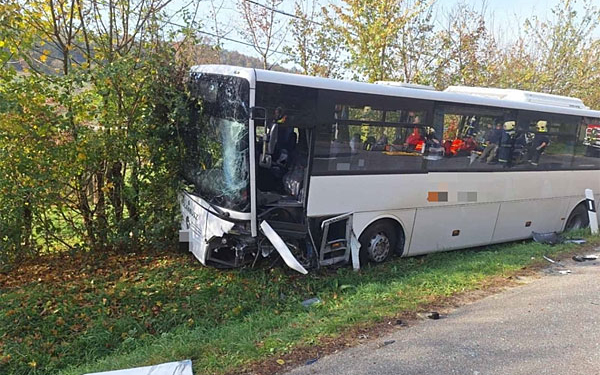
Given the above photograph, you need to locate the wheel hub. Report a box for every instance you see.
[368,232,390,262]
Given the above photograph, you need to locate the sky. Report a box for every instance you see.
[165,0,589,68]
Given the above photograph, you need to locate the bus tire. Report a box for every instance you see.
[359,221,397,265]
[565,203,589,231]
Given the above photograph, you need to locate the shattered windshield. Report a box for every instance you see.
[182,73,250,212]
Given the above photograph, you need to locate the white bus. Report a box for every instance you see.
[178,65,600,274]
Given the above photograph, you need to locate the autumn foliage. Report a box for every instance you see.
[0,1,199,263]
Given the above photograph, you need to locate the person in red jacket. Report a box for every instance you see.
[405,127,423,151]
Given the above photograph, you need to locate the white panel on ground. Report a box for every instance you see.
[84,360,193,375]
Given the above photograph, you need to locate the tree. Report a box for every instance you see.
[284,0,344,78]
[521,0,600,103]
[394,0,437,84]
[432,1,499,89]
[0,0,199,259]
[238,0,288,69]
[329,0,429,82]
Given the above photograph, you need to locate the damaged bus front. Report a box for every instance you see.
[178,66,312,274]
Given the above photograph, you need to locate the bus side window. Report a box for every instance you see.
[573,118,600,169]
[515,111,578,170]
[430,104,515,171]
[574,118,600,168]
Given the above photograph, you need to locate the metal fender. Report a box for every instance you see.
[260,221,308,275]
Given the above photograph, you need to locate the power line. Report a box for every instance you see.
[243,0,359,38]
[244,0,324,27]
[161,16,295,58]
[104,1,295,59]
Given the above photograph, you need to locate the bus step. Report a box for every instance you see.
[265,220,307,239]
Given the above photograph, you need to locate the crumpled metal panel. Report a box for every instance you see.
[260,221,308,275]
[180,192,235,264]
[84,360,193,375]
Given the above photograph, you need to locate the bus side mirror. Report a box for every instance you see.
[250,106,266,121]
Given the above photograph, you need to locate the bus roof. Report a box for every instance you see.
[190,65,600,118]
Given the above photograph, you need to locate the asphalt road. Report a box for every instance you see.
[285,250,600,375]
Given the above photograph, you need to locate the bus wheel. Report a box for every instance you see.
[359,221,396,264]
[565,204,589,231]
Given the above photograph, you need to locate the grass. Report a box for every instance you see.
[0,230,598,375]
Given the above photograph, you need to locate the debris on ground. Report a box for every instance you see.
[301,297,321,307]
[390,319,406,326]
[427,312,440,320]
[378,340,396,347]
[532,231,563,245]
[85,360,193,375]
[305,358,319,366]
[564,239,586,244]
[532,231,587,246]
[358,334,369,340]
[543,255,565,267]
[572,254,598,262]
[558,270,572,275]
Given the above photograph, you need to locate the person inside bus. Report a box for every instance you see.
[408,111,421,124]
[511,128,529,164]
[349,133,362,154]
[478,122,502,163]
[455,135,477,156]
[463,116,478,137]
[405,127,424,151]
[423,127,443,160]
[372,134,388,151]
[498,120,516,167]
[528,120,550,166]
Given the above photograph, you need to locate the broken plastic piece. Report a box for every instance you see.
[84,360,193,375]
[383,340,396,346]
[350,230,361,271]
[542,255,565,267]
[427,312,440,320]
[260,221,308,275]
[558,270,571,275]
[573,254,598,262]
[564,239,586,244]
[305,358,318,366]
[301,297,321,307]
[532,231,563,245]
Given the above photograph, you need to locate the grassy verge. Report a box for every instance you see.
[1,231,598,375]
